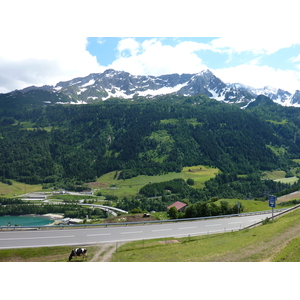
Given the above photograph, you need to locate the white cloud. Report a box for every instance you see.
[117,38,141,56]
[1,35,300,95]
[0,36,104,93]
[109,38,209,76]
[214,63,300,93]
[211,37,300,55]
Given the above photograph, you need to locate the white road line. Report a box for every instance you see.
[0,235,75,241]
[152,228,172,232]
[87,233,111,237]
[121,231,143,235]
[205,224,221,227]
[178,226,197,230]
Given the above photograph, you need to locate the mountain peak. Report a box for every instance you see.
[10,68,300,107]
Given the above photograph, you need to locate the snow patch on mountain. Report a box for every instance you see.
[14,69,300,107]
[137,82,188,97]
[81,79,95,87]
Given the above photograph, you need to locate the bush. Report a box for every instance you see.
[130,207,143,214]
[262,217,271,225]
[187,178,195,186]
[168,206,178,219]
[104,194,118,200]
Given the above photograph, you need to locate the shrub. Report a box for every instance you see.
[130,207,143,214]
[168,206,179,219]
[187,178,195,186]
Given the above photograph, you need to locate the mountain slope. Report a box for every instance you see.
[0,95,298,188]
[3,68,299,107]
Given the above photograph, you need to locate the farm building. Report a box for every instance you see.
[167,201,188,212]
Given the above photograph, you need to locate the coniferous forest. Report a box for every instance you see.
[1,92,300,213]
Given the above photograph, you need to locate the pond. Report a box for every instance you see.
[0,215,53,227]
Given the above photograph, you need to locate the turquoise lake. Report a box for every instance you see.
[0,216,53,226]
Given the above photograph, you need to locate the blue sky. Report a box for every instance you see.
[1,36,300,94]
[1,0,300,94]
[84,37,300,92]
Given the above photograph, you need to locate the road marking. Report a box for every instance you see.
[228,222,241,224]
[87,233,111,237]
[178,226,197,230]
[205,224,221,227]
[0,235,75,241]
[152,228,172,232]
[121,231,143,235]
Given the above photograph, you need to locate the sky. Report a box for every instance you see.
[1,36,300,94]
[1,1,300,96]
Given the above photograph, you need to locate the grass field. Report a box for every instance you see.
[0,245,101,262]
[274,176,299,184]
[0,180,43,197]
[262,170,299,184]
[215,198,271,212]
[88,165,219,198]
[262,170,286,180]
[112,207,300,262]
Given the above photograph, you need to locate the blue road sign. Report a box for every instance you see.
[268,195,276,208]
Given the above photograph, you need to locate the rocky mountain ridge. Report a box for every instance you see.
[7,69,300,107]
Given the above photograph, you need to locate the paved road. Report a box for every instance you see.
[0,212,276,249]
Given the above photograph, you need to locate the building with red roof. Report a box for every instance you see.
[167,201,188,212]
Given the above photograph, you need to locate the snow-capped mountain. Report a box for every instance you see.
[51,69,256,106]
[10,69,300,107]
[228,83,296,107]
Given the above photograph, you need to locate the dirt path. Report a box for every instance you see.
[89,242,125,262]
[277,191,300,203]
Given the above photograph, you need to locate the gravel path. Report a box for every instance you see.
[90,242,125,262]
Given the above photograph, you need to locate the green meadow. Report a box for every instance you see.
[215,198,271,212]
[262,170,299,184]
[0,180,43,197]
[91,165,219,198]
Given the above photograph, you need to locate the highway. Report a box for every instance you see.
[0,212,277,249]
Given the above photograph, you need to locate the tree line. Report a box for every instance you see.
[0,201,107,219]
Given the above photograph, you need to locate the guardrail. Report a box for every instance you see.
[0,207,291,231]
[241,203,300,230]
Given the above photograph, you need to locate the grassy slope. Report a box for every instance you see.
[215,198,270,212]
[112,208,300,262]
[89,165,219,198]
[0,180,43,197]
[263,170,299,184]
[0,245,100,262]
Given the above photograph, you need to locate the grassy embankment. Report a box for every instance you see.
[0,245,101,262]
[112,207,300,262]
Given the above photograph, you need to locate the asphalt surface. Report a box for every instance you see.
[0,212,276,249]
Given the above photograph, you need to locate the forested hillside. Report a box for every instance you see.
[0,93,299,194]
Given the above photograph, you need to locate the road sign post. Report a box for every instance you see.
[268,195,277,220]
